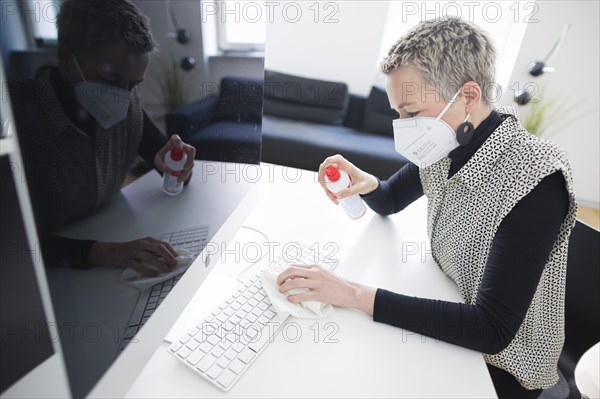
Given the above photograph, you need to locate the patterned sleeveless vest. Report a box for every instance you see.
[419,106,578,389]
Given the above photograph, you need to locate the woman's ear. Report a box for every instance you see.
[460,81,482,109]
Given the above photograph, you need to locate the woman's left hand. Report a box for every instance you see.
[277,264,377,315]
[154,134,196,182]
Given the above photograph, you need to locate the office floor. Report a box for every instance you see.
[577,205,600,229]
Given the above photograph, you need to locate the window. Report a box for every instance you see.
[214,1,266,52]
[22,0,60,45]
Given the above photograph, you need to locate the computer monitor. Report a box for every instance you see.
[0,56,71,398]
[0,2,264,397]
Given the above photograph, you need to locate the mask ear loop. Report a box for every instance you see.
[70,54,87,82]
[456,113,475,145]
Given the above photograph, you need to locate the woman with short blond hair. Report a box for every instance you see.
[278,17,578,399]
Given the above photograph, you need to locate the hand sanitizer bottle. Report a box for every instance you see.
[324,166,366,219]
[163,147,187,196]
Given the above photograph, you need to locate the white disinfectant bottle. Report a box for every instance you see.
[324,165,366,219]
[163,147,187,196]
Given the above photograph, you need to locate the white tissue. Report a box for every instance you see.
[120,248,195,290]
[260,263,334,319]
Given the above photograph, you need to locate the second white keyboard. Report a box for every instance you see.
[168,243,338,391]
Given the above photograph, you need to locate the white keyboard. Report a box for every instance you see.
[168,242,338,391]
[121,226,210,350]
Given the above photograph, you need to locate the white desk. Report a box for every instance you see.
[119,163,497,398]
[50,161,260,398]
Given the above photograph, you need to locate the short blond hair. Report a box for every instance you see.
[380,17,497,107]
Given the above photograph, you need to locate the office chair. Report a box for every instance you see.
[540,220,600,399]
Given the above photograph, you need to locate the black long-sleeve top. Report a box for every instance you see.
[360,110,569,354]
[36,67,168,269]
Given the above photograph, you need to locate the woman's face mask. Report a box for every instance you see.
[392,89,463,168]
[71,55,132,129]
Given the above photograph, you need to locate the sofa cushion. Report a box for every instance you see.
[217,76,263,124]
[189,121,261,164]
[362,86,398,137]
[263,70,349,126]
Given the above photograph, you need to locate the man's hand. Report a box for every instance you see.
[154,134,196,183]
[88,237,179,277]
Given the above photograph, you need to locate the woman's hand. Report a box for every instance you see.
[277,264,377,316]
[154,134,196,183]
[88,237,179,277]
[318,154,379,204]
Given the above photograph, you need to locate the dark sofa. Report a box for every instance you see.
[261,70,408,179]
[165,76,263,164]
[166,71,408,179]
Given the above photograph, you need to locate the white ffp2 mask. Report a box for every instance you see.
[393,89,464,168]
[71,56,132,129]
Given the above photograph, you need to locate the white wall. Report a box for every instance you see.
[265,1,390,96]
[500,0,600,205]
[133,1,207,130]
[135,1,265,132]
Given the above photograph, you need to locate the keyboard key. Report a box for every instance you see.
[223,307,235,317]
[224,348,237,360]
[246,313,258,323]
[211,346,225,358]
[257,302,268,311]
[218,340,232,350]
[263,309,275,319]
[251,308,263,317]
[186,340,199,351]
[177,346,192,359]
[228,359,245,375]
[207,363,224,380]
[237,347,255,364]
[148,295,159,304]
[186,349,204,366]
[198,342,213,353]
[207,334,220,346]
[143,310,154,318]
[216,313,228,323]
[242,304,253,313]
[123,325,138,339]
[179,334,191,344]
[248,298,259,307]
[217,356,231,369]
[196,354,217,372]
[231,342,244,353]
[169,342,183,352]
[223,321,235,331]
[242,291,253,300]
[255,292,266,301]
[217,369,237,388]
[230,315,242,324]
[231,302,242,311]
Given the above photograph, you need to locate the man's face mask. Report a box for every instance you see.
[71,55,132,129]
[392,89,471,168]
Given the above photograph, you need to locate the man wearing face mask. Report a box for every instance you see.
[7,0,196,277]
[277,18,578,399]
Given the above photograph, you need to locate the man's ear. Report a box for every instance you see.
[57,43,77,82]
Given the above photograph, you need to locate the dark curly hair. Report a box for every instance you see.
[57,0,157,60]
